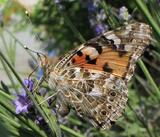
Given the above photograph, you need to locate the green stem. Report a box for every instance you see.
[60,125,85,137]
[0,59,17,90]
[0,89,15,100]
[138,60,160,98]
[0,33,9,55]
[135,75,158,102]
[0,112,20,128]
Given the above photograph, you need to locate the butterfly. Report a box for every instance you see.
[41,22,152,129]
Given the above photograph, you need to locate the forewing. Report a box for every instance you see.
[55,22,152,82]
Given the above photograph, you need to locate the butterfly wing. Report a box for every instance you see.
[50,22,152,129]
[55,22,151,82]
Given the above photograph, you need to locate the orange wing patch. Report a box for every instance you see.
[71,46,131,78]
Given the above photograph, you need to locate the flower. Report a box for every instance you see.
[87,0,96,13]
[13,79,34,114]
[23,79,34,91]
[13,95,29,114]
[94,23,108,35]
[119,6,131,21]
[87,0,108,36]
[35,116,44,125]
[96,9,106,21]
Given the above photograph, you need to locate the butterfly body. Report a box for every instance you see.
[47,22,152,129]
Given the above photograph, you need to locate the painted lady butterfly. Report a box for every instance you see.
[41,22,152,129]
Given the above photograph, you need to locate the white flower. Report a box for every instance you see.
[119,6,131,21]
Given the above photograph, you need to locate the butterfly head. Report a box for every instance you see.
[39,54,59,76]
[24,46,57,76]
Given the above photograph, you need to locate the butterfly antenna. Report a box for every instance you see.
[25,11,42,42]
[24,45,48,77]
[24,45,46,57]
[24,10,49,68]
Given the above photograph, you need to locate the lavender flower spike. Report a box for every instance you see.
[94,23,108,35]
[119,6,131,21]
[13,95,29,114]
[24,79,34,92]
[13,79,34,114]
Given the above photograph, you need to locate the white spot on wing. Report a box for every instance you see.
[74,68,82,78]
[106,34,121,44]
[88,86,102,97]
[91,73,101,80]
[83,47,99,59]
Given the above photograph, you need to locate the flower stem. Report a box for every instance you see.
[138,60,160,99]
[60,125,85,137]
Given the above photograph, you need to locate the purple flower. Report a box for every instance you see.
[23,79,34,91]
[87,1,96,13]
[87,0,108,36]
[13,95,29,114]
[94,23,108,35]
[35,116,44,125]
[13,79,34,114]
